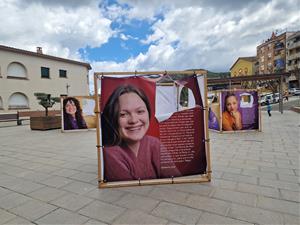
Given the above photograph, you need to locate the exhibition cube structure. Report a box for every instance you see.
[208,89,261,133]
[94,71,211,188]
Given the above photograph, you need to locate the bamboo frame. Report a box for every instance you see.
[209,89,261,133]
[60,95,97,132]
[94,70,211,188]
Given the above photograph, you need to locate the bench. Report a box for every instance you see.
[0,113,22,125]
[0,110,61,126]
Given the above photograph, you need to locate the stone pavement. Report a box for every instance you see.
[0,111,299,225]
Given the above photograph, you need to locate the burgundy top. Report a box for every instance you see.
[103,135,161,182]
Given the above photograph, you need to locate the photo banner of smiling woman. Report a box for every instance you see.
[61,96,97,132]
[217,89,261,133]
[94,70,211,188]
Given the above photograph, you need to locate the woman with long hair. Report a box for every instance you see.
[63,97,87,130]
[102,85,162,182]
[222,92,242,131]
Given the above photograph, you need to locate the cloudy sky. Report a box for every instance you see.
[0,0,299,82]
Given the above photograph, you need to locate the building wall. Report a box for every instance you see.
[286,32,300,87]
[230,59,254,77]
[0,50,89,113]
[257,32,294,74]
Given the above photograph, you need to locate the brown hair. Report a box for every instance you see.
[102,85,151,146]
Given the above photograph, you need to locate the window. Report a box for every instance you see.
[41,67,50,78]
[59,69,67,78]
[8,92,29,109]
[7,62,27,79]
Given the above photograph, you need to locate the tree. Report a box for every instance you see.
[34,93,60,116]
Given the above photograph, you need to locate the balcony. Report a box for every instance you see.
[287,39,300,50]
[274,42,284,50]
[287,52,300,61]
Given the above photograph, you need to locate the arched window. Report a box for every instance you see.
[0,96,3,109]
[8,92,29,109]
[7,62,27,79]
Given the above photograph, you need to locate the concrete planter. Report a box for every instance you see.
[30,116,61,130]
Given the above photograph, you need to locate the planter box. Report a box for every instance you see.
[30,116,61,130]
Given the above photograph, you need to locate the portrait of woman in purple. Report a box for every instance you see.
[63,97,87,130]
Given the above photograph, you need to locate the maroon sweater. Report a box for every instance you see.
[103,135,161,182]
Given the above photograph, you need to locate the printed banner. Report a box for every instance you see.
[208,92,220,131]
[100,75,207,183]
[61,96,96,131]
[221,90,259,131]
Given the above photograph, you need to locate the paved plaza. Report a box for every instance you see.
[0,111,299,225]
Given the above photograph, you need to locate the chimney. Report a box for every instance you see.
[36,47,43,54]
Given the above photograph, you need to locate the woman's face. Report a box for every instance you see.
[118,92,149,144]
[65,100,77,116]
[226,96,238,112]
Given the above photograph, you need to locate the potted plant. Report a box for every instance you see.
[30,93,61,130]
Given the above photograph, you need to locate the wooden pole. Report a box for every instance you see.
[279,76,284,114]
[95,70,207,76]
[93,74,103,186]
[203,74,212,181]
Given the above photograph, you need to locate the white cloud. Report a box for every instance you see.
[94,0,300,73]
[0,0,114,59]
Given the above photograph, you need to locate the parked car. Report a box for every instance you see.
[289,88,300,95]
[259,93,277,105]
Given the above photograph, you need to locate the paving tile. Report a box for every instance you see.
[152,201,202,225]
[237,182,280,198]
[0,187,13,199]
[22,171,52,182]
[61,181,96,194]
[51,168,80,177]
[0,208,16,224]
[27,186,68,202]
[114,193,159,212]
[197,212,253,225]
[39,176,73,188]
[282,214,300,225]
[169,183,213,196]
[70,172,97,182]
[78,200,125,223]
[212,189,257,206]
[4,216,35,225]
[84,188,126,203]
[35,208,89,224]
[228,203,284,225]
[50,193,94,211]
[259,178,299,191]
[113,209,168,225]
[0,192,32,210]
[257,196,300,216]
[84,219,108,225]
[148,186,189,205]
[279,189,300,203]
[118,186,154,196]
[278,174,300,184]
[9,199,57,221]
[222,172,258,185]
[183,195,230,216]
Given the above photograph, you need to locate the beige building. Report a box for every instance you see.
[0,45,91,113]
[286,31,300,88]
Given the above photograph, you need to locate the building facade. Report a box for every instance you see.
[0,45,91,113]
[230,57,257,77]
[286,31,300,88]
[257,32,294,75]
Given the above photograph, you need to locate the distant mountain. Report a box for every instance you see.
[186,69,230,79]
